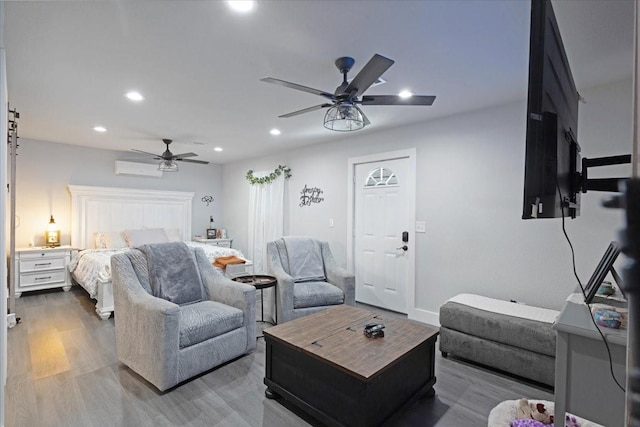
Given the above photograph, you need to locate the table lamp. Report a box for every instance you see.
[45,215,60,247]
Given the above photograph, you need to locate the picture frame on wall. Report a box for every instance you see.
[206,228,217,239]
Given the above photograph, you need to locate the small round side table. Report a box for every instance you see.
[232,275,277,325]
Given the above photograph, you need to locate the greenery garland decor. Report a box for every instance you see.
[246,165,292,185]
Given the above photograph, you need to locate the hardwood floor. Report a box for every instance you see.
[5,288,553,427]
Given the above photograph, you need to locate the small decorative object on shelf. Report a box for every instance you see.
[246,165,292,185]
[45,215,60,247]
[206,215,216,238]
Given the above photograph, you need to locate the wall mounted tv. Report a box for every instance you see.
[522,0,631,220]
[522,0,580,220]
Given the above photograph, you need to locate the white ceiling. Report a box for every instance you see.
[2,0,634,165]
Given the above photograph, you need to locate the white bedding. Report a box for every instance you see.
[69,242,246,298]
[446,293,559,324]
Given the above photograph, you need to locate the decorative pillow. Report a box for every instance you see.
[164,228,182,242]
[93,231,128,249]
[122,228,168,248]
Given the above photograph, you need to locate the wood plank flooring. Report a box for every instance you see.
[5,287,553,427]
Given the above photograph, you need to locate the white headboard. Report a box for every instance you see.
[68,185,194,249]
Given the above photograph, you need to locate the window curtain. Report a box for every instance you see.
[248,172,285,274]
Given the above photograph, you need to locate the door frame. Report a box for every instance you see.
[347,148,416,315]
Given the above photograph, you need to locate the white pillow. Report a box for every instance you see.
[164,228,182,242]
[93,231,128,249]
[122,228,168,247]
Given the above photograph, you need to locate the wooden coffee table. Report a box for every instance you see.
[263,305,439,427]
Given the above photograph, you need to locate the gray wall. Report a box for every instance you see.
[222,77,632,321]
[14,139,223,248]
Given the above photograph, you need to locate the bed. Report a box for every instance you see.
[67,185,250,320]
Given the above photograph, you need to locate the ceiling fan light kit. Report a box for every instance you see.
[158,159,179,172]
[323,104,365,132]
[261,53,436,132]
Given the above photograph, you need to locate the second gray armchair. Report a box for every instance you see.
[266,237,355,323]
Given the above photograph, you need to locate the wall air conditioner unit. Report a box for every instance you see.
[114,160,163,178]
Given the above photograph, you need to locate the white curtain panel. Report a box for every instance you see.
[248,172,285,273]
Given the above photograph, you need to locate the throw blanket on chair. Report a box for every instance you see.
[282,237,326,283]
[138,242,205,305]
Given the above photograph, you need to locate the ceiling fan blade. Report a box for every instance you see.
[261,77,336,101]
[360,95,436,106]
[178,158,209,164]
[279,103,333,118]
[131,149,162,157]
[171,152,198,158]
[353,105,371,126]
[344,54,394,98]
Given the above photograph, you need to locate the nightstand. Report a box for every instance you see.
[14,245,72,297]
[193,237,233,248]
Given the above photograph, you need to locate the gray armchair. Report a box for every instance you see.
[266,237,355,323]
[111,242,256,392]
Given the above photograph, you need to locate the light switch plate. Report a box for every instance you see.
[415,221,426,233]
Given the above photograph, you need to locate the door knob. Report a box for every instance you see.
[397,245,408,251]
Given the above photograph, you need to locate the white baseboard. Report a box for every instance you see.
[408,307,440,327]
[6,313,16,329]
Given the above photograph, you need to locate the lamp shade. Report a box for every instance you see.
[158,159,179,172]
[323,104,365,132]
[45,215,60,247]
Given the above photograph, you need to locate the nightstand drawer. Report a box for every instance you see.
[19,250,66,260]
[20,257,66,272]
[20,270,67,287]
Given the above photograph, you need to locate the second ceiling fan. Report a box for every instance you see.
[261,53,436,131]
[132,139,209,172]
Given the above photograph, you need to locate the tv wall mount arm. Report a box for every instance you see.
[581,153,632,193]
[564,130,632,194]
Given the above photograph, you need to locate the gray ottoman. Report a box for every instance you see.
[439,294,558,386]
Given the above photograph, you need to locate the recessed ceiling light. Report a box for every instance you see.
[93,126,107,133]
[398,90,413,99]
[270,128,281,136]
[214,147,223,152]
[125,91,144,102]
[227,1,256,13]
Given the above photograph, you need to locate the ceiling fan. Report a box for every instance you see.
[132,139,209,172]
[261,53,436,131]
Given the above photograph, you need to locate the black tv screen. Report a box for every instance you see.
[522,0,581,220]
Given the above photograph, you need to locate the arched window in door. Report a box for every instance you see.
[364,167,398,187]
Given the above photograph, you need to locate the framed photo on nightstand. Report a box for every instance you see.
[206,228,217,239]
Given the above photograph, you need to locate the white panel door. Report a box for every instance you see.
[354,158,411,313]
